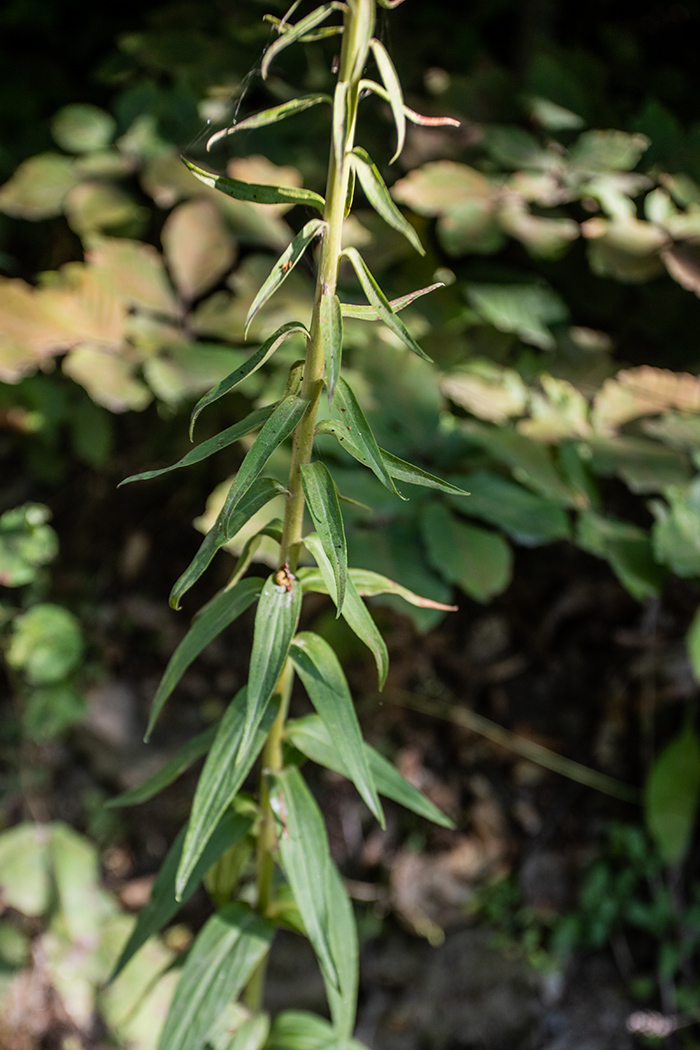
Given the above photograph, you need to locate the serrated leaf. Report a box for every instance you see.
[146,577,263,739]
[191,322,308,438]
[171,478,281,609]
[350,147,423,254]
[246,219,326,335]
[290,631,383,824]
[122,406,276,486]
[302,534,388,688]
[367,38,405,163]
[320,290,343,400]
[340,282,442,319]
[340,247,431,361]
[242,573,302,754]
[271,767,338,989]
[261,3,345,79]
[111,808,251,980]
[107,724,218,808]
[300,462,347,614]
[333,376,399,495]
[206,95,331,150]
[645,722,700,865]
[156,902,273,1050]
[177,690,279,897]
[183,158,325,212]
[286,715,454,828]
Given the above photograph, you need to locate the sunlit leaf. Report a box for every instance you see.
[162,199,235,302]
[6,603,83,685]
[156,902,273,1050]
[206,95,331,150]
[350,147,423,254]
[319,289,343,400]
[290,631,383,823]
[368,38,405,162]
[0,152,79,219]
[246,219,326,335]
[145,577,263,739]
[261,3,345,79]
[63,347,152,414]
[333,375,399,495]
[340,282,442,320]
[51,104,116,153]
[0,823,51,916]
[183,158,325,212]
[645,723,700,865]
[300,462,347,614]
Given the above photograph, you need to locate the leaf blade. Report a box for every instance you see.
[205,95,330,151]
[183,158,325,212]
[319,289,343,401]
[300,462,347,615]
[246,219,326,335]
[340,281,443,320]
[350,147,423,254]
[368,38,406,163]
[261,3,344,79]
[333,375,400,496]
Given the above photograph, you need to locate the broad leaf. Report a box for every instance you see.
[302,535,388,687]
[107,724,218,808]
[121,405,276,485]
[350,147,423,254]
[191,322,308,438]
[242,573,302,754]
[170,478,281,609]
[176,690,279,898]
[340,282,443,320]
[156,902,273,1050]
[184,158,325,212]
[369,38,406,162]
[246,219,326,335]
[290,631,383,824]
[645,722,700,865]
[422,503,512,602]
[111,808,251,980]
[205,95,330,150]
[300,462,347,614]
[146,577,263,739]
[261,3,345,79]
[286,715,454,828]
[334,376,399,495]
[340,247,431,361]
[320,289,343,400]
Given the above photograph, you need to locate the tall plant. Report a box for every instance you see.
[110,1,464,1045]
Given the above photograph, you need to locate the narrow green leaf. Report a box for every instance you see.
[334,376,399,495]
[261,3,345,79]
[146,577,263,739]
[272,767,338,988]
[266,1012,370,1050]
[266,15,343,42]
[121,406,276,486]
[645,722,700,865]
[110,808,252,980]
[688,604,700,683]
[319,289,343,400]
[245,219,326,335]
[324,859,359,1041]
[176,689,279,897]
[348,567,457,611]
[191,322,308,438]
[369,38,406,163]
[350,147,423,254]
[205,95,331,150]
[348,0,375,82]
[211,1011,270,1050]
[340,282,442,320]
[156,902,273,1050]
[290,631,383,824]
[170,478,281,609]
[300,462,347,615]
[340,247,431,361]
[182,158,325,212]
[107,724,219,808]
[303,534,388,688]
[359,79,460,130]
[286,714,455,828]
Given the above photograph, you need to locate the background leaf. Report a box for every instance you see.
[645,722,700,865]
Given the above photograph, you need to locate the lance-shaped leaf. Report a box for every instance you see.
[320,287,343,401]
[369,38,405,162]
[110,808,252,980]
[246,219,326,335]
[286,715,455,828]
[205,95,331,151]
[300,462,347,614]
[177,689,279,898]
[340,247,431,361]
[121,405,276,486]
[348,567,458,611]
[324,859,358,1040]
[290,631,383,824]
[303,534,388,687]
[266,14,343,43]
[156,902,273,1050]
[213,394,308,529]
[170,478,281,609]
[271,767,338,988]
[107,724,219,808]
[266,1012,370,1050]
[360,79,460,130]
[191,322,308,438]
[350,147,424,254]
[261,3,345,79]
[340,281,442,319]
[183,158,325,212]
[334,375,399,495]
[241,573,302,755]
[146,577,263,739]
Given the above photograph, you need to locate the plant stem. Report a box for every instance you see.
[245,0,375,1012]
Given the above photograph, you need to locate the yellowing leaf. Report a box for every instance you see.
[441,361,528,423]
[162,199,236,302]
